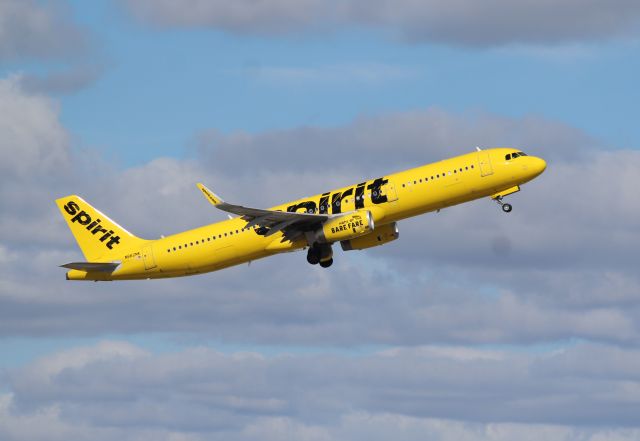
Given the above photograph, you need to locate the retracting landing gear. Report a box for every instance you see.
[319,258,333,268]
[306,246,320,265]
[306,243,333,268]
[494,196,512,213]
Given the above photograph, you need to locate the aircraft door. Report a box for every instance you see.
[477,151,494,177]
[381,180,398,202]
[142,244,157,270]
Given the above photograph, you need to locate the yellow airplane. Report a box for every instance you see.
[56,148,546,281]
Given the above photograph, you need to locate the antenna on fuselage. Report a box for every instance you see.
[475,146,482,151]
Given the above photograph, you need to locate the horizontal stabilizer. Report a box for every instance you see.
[60,262,120,272]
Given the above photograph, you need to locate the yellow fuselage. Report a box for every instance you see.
[65,148,546,280]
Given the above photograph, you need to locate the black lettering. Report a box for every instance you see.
[318,192,330,214]
[92,225,108,235]
[331,188,353,214]
[367,178,389,204]
[87,218,101,231]
[99,230,113,242]
[71,210,91,225]
[106,235,120,249]
[354,182,366,209]
[64,201,79,215]
[287,200,317,214]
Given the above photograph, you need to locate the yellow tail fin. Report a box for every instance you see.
[55,195,145,261]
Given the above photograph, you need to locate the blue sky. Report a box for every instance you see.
[2,1,640,440]
[3,0,636,166]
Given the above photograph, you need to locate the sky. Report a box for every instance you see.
[1,0,640,439]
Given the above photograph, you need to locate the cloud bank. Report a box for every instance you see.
[2,341,640,440]
[0,0,88,62]
[2,75,640,438]
[124,0,640,46]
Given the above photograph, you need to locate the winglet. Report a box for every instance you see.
[197,183,225,206]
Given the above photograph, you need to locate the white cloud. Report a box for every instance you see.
[124,0,640,46]
[3,342,640,438]
[0,0,88,62]
[17,65,104,96]
[1,89,640,348]
[0,76,71,179]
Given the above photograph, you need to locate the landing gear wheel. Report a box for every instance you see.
[306,248,320,265]
[494,196,513,213]
[319,258,333,268]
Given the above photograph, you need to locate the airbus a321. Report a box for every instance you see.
[56,148,546,281]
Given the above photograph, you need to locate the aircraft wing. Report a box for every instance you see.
[197,183,328,237]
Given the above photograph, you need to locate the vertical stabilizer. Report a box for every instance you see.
[55,195,146,261]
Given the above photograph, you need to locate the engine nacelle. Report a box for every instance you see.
[340,222,399,251]
[318,210,374,243]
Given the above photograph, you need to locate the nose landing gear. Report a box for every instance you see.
[494,196,512,213]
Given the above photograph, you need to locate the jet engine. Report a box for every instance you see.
[316,210,374,243]
[340,222,399,251]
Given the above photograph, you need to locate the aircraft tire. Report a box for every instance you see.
[319,258,333,268]
[502,203,512,213]
[307,248,320,265]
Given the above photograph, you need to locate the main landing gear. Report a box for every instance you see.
[306,243,333,268]
[494,196,512,213]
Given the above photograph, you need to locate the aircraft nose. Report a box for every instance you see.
[532,157,547,175]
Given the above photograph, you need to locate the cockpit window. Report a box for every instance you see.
[506,151,528,161]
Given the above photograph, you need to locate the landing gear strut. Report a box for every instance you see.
[494,196,512,213]
[306,243,333,268]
